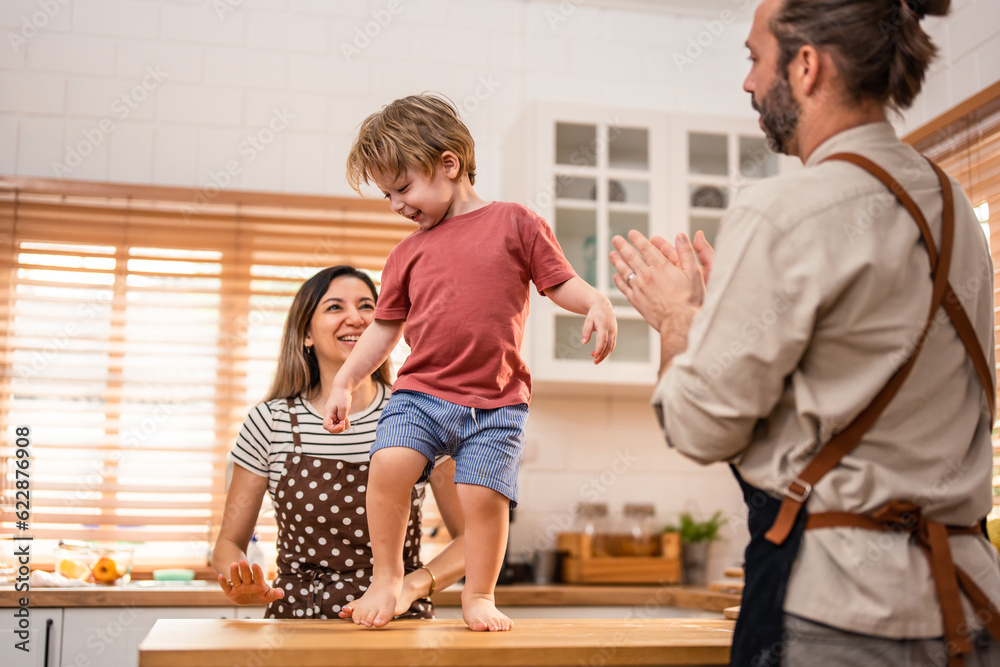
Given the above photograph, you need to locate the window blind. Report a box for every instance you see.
[0,177,414,559]
[905,80,1000,517]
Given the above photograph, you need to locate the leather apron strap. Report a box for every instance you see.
[807,503,1000,664]
[764,152,994,547]
[753,153,997,667]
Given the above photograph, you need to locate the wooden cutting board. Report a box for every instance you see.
[139,617,735,666]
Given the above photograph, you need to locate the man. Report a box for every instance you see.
[611,0,1000,665]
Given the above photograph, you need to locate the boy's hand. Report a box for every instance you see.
[582,297,617,364]
[323,385,352,433]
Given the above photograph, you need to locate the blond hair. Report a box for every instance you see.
[264,266,392,402]
[346,94,477,193]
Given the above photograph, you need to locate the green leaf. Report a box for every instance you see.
[662,510,727,543]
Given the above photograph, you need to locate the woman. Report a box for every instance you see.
[212,265,465,619]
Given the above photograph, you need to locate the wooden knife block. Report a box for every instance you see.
[556,532,682,584]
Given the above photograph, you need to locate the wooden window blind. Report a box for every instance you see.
[0,177,415,562]
[905,80,1000,518]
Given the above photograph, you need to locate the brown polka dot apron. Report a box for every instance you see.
[264,397,433,620]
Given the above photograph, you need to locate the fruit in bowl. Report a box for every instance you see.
[56,557,91,580]
[91,557,119,583]
[87,548,134,586]
[54,541,96,581]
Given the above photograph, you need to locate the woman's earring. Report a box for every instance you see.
[305,345,314,355]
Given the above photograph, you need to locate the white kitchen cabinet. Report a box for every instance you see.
[507,103,670,386]
[60,606,233,667]
[506,104,791,387]
[669,113,797,251]
[0,607,62,667]
[233,605,265,619]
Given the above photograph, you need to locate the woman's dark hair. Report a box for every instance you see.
[771,0,950,111]
[264,265,392,401]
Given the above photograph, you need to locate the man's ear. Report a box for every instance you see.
[440,151,462,180]
[789,44,821,98]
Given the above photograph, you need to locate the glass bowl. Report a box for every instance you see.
[88,546,134,586]
[54,541,96,581]
[54,541,134,585]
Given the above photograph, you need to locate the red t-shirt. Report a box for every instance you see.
[375,201,576,408]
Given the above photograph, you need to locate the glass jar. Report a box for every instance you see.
[571,502,611,555]
[621,503,658,557]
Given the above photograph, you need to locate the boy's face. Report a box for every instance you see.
[373,159,458,230]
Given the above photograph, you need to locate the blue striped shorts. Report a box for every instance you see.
[371,390,529,508]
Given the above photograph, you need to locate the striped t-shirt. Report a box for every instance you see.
[229,383,390,499]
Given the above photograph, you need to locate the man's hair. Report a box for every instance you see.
[771,0,950,111]
[346,94,477,193]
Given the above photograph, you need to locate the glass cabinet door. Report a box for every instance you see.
[554,206,598,287]
[553,315,650,363]
[527,106,667,384]
[553,122,653,298]
[550,119,656,368]
[683,125,779,247]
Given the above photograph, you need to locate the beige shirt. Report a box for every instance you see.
[653,122,1000,638]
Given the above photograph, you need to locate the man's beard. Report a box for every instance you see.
[752,73,800,155]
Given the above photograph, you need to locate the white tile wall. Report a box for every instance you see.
[0,71,64,114]
[108,122,154,183]
[1,0,994,585]
[247,11,329,53]
[17,116,65,175]
[205,48,288,89]
[28,32,116,75]
[514,391,748,579]
[896,0,1000,136]
[73,0,160,39]
[0,0,73,32]
[0,114,17,173]
[0,0,773,198]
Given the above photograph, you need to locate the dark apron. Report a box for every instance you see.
[264,397,433,620]
[727,153,998,667]
[729,467,808,667]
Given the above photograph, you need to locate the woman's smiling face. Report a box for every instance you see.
[304,275,376,366]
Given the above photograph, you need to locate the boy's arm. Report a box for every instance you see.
[323,318,404,433]
[544,276,617,364]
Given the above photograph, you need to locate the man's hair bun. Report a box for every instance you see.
[905,0,951,19]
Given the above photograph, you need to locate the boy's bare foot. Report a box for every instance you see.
[339,590,417,620]
[343,581,400,628]
[462,594,513,632]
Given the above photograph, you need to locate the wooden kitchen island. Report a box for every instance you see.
[138,617,734,666]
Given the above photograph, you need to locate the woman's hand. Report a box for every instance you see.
[217,559,284,606]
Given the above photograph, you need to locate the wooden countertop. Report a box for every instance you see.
[139,617,735,666]
[0,583,739,611]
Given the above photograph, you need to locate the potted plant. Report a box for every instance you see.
[663,511,727,586]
